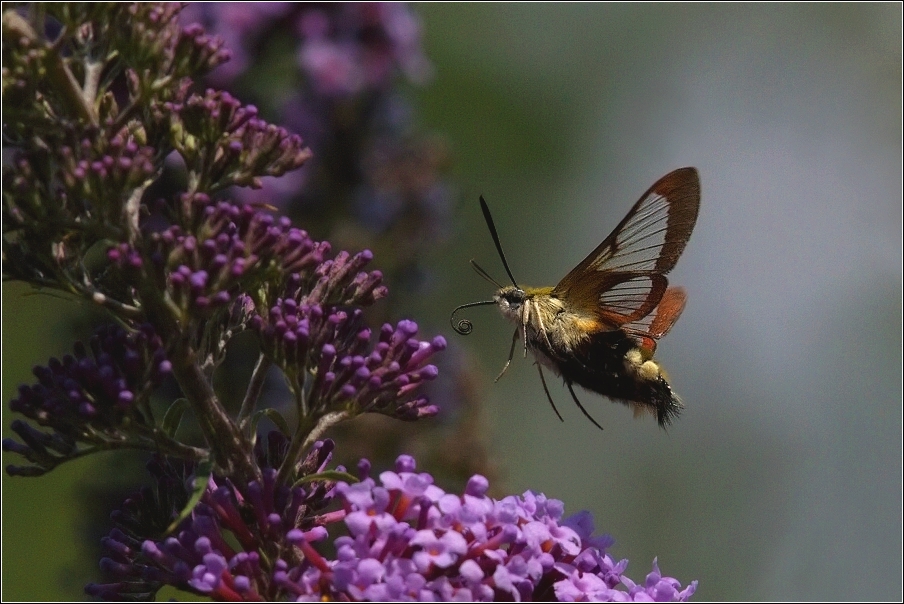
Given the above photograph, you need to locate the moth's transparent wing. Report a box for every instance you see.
[553,168,699,332]
[591,272,669,327]
[560,167,699,278]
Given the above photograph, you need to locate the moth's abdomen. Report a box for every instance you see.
[551,329,683,427]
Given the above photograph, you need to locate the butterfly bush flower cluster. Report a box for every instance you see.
[5,325,180,477]
[3,3,696,600]
[2,0,439,526]
[181,1,476,488]
[163,88,312,191]
[181,2,450,265]
[289,455,697,602]
[253,290,445,423]
[85,434,340,601]
[87,444,696,602]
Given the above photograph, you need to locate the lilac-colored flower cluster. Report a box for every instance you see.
[3,128,156,284]
[255,296,444,421]
[8,324,169,425]
[107,198,332,317]
[182,4,430,94]
[3,5,304,296]
[2,4,225,125]
[86,436,339,601]
[250,248,441,421]
[57,133,156,196]
[3,128,157,248]
[193,199,330,275]
[171,22,232,81]
[164,89,312,191]
[3,325,171,476]
[86,447,696,601]
[305,249,388,307]
[280,455,697,601]
[103,187,442,424]
[96,4,231,83]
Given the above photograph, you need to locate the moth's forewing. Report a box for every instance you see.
[645,168,700,273]
[553,167,699,334]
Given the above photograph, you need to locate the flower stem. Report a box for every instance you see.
[169,344,260,482]
[276,410,349,485]
[239,353,272,431]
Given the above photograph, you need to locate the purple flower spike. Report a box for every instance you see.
[5,325,169,476]
[275,452,696,601]
[171,88,312,191]
[85,444,693,601]
[253,261,444,420]
[88,438,342,601]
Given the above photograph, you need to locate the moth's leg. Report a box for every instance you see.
[566,381,604,431]
[521,300,530,357]
[533,302,555,350]
[536,364,564,422]
[495,328,519,383]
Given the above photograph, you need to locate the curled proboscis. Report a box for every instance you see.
[452,317,473,335]
[449,300,496,336]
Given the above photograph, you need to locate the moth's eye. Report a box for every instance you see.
[504,290,524,308]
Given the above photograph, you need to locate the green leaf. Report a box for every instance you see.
[252,408,291,436]
[165,458,212,535]
[292,470,358,490]
[161,398,189,437]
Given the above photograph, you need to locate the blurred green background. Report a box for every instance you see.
[3,3,901,600]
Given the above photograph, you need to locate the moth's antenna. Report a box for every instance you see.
[479,196,518,287]
[451,197,518,336]
[450,300,496,335]
[469,259,504,289]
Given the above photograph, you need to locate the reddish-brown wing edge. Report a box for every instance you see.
[625,286,687,352]
[647,286,687,338]
[648,168,700,274]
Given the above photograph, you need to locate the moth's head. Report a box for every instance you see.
[494,285,525,319]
